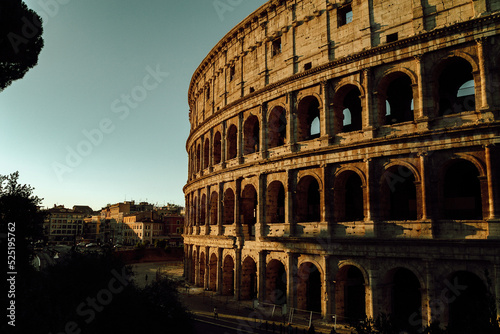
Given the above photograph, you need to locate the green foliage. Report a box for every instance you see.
[0,0,44,91]
[0,171,46,268]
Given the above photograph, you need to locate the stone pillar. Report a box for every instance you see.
[414,55,426,119]
[287,252,298,309]
[323,255,335,319]
[256,173,267,238]
[195,245,200,286]
[494,264,500,321]
[362,68,374,131]
[221,120,227,166]
[476,38,490,110]
[424,260,439,327]
[485,145,499,219]
[218,183,224,235]
[234,248,242,300]
[205,246,210,289]
[412,0,425,33]
[235,178,242,238]
[261,102,268,158]
[419,153,428,220]
[217,248,224,295]
[258,251,267,303]
[208,128,214,172]
[367,261,381,320]
[205,185,211,235]
[287,92,296,150]
[238,112,244,163]
[285,170,296,236]
[320,81,330,144]
[364,158,375,236]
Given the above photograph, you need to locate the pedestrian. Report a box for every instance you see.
[287,323,293,334]
[307,324,315,334]
[214,306,218,319]
[329,327,337,334]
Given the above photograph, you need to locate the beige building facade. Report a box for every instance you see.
[184,0,500,331]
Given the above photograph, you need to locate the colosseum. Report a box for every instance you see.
[183,0,500,332]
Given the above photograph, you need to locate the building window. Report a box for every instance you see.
[229,65,235,82]
[304,62,312,71]
[271,37,282,57]
[386,32,398,43]
[338,4,353,26]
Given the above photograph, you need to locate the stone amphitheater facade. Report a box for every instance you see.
[183,0,500,331]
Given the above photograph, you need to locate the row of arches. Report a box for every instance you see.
[187,157,486,234]
[189,56,479,177]
[186,250,493,333]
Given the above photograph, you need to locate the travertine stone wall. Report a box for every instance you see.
[184,0,500,331]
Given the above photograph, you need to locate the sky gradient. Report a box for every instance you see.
[0,0,267,211]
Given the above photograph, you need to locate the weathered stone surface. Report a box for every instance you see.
[184,0,500,330]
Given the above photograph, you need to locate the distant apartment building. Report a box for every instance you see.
[44,205,93,244]
[122,210,184,246]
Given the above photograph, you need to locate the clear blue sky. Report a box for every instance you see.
[0,0,267,211]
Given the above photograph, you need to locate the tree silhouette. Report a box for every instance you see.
[0,0,44,91]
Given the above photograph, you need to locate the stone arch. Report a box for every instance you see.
[266,259,287,305]
[200,194,206,226]
[213,131,222,165]
[333,168,367,222]
[203,137,210,169]
[243,115,260,155]
[381,266,423,332]
[191,249,197,284]
[440,158,484,220]
[209,252,217,291]
[296,174,322,223]
[376,70,416,125]
[432,55,478,116]
[380,163,418,220]
[209,190,218,225]
[222,255,235,296]
[223,188,235,225]
[266,180,286,224]
[227,124,238,160]
[335,262,368,322]
[268,105,287,148]
[296,95,321,141]
[332,83,364,133]
[446,270,490,333]
[241,184,257,238]
[199,251,206,287]
[241,256,258,300]
[296,261,322,312]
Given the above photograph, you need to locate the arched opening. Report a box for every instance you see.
[196,144,201,172]
[223,188,235,225]
[443,159,482,220]
[209,253,217,291]
[335,265,366,322]
[222,255,235,296]
[191,250,197,284]
[334,171,364,222]
[227,124,238,160]
[241,185,257,239]
[447,271,490,333]
[297,96,321,141]
[266,181,286,224]
[241,257,258,300]
[335,85,362,133]
[244,115,260,155]
[203,138,210,169]
[213,131,222,165]
[199,252,205,287]
[268,106,287,148]
[209,192,218,225]
[381,166,417,220]
[296,176,321,222]
[438,57,476,115]
[200,194,206,226]
[383,74,414,125]
[388,268,422,332]
[297,262,322,312]
[266,259,287,305]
